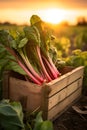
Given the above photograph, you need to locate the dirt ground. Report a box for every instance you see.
[53,95,87,130]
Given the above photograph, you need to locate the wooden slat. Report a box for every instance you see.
[67,67,84,85]
[45,66,84,97]
[9,77,42,112]
[2,71,11,98]
[48,87,67,110]
[48,78,82,110]
[47,87,82,120]
[67,78,81,96]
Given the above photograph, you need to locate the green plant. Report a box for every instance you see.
[0,100,53,130]
[74,32,87,50]
[66,49,87,94]
[24,111,53,130]
[0,99,24,130]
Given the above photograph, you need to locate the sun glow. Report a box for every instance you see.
[42,8,66,24]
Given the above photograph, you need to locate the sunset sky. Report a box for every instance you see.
[0,0,87,25]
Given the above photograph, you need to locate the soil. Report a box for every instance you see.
[53,95,87,130]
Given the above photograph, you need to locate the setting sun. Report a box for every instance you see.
[42,8,66,24]
[0,0,87,25]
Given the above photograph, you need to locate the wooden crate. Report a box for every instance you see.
[2,66,84,120]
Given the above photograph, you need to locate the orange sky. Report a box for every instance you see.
[0,0,87,25]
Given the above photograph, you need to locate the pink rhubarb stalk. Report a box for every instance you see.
[36,46,52,82]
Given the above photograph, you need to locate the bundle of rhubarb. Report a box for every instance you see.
[0,15,60,85]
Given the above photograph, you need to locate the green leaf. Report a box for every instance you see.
[24,26,41,46]
[30,15,41,26]
[33,112,53,130]
[18,37,28,48]
[40,121,53,130]
[8,61,27,75]
[10,101,24,125]
[33,111,43,130]
[35,111,43,123]
[0,99,24,130]
[30,14,50,58]
[10,39,17,49]
[0,30,15,48]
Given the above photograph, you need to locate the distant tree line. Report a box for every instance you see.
[0,21,17,26]
[77,17,87,26]
[0,16,87,26]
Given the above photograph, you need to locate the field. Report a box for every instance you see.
[0,24,87,130]
[1,24,87,55]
